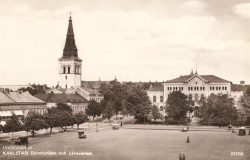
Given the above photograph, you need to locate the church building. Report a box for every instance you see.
[58,15,82,89]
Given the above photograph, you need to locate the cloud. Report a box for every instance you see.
[234,3,250,18]
[180,0,207,15]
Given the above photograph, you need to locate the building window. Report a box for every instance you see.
[200,94,205,100]
[63,67,66,73]
[195,94,198,101]
[203,87,205,91]
[219,87,221,90]
[225,87,227,90]
[65,76,67,80]
[66,85,67,88]
[153,96,156,102]
[216,87,218,90]
[68,67,70,73]
[160,106,163,111]
[194,87,196,91]
[189,94,192,101]
[160,96,163,102]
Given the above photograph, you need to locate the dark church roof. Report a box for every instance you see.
[59,16,81,61]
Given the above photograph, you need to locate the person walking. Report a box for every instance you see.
[179,153,183,160]
[120,121,123,127]
[183,154,186,160]
[187,136,190,143]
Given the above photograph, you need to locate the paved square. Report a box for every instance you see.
[1,125,249,160]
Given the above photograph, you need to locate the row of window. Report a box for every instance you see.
[189,94,204,101]
[188,87,205,91]
[90,97,103,102]
[167,87,184,91]
[153,96,163,102]
[72,106,85,113]
[210,86,227,91]
[167,86,228,92]
[62,66,81,74]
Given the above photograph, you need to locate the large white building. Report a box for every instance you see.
[147,70,249,118]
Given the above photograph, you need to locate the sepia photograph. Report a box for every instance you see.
[0,0,250,159]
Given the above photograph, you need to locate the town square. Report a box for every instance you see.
[0,0,250,160]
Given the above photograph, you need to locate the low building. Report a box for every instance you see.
[34,93,88,114]
[46,87,104,103]
[231,81,250,107]
[0,88,47,125]
[146,83,165,116]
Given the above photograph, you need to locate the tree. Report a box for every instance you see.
[238,87,250,123]
[166,91,189,124]
[151,105,162,121]
[57,102,73,114]
[57,111,75,132]
[24,111,46,137]
[74,111,88,130]
[86,100,102,120]
[102,101,114,123]
[126,86,152,122]
[3,114,22,140]
[44,111,60,135]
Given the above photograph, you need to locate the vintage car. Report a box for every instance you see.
[78,131,86,138]
[15,136,28,145]
[238,127,246,136]
[112,123,120,130]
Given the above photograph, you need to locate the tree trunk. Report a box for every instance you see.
[12,132,13,141]
[77,124,79,130]
[50,127,52,135]
[32,130,35,137]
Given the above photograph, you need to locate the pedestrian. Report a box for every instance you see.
[187,136,190,143]
[179,153,183,160]
[183,154,185,160]
[187,127,189,131]
[120,121,123,127]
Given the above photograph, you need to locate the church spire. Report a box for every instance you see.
[62,15,78,58]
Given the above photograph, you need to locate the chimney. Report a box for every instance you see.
[5,88,9,94]
[240,81,245,86]
[18,89,23,94]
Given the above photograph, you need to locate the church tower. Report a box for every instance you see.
[58,15,82,89]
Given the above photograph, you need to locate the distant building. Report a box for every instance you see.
[45,87,104,103]
[0,88,47,125]
[231,81,250,106]
[146,83,165,116]
[34,93,88,114]
[0,85,32,91]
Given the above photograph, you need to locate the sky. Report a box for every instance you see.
[0,0,250,87]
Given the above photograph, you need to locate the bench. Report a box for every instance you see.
[15,136,28,145]
[78,131,86,138]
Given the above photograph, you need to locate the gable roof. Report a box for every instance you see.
[81,81,110,90]
[34,93,88,103]
[166,75,231,83]
[147,83,164,91]
[0,91,46,105]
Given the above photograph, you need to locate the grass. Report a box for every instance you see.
[0,125,249,160]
